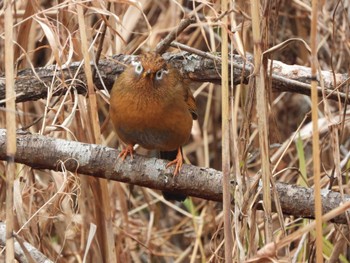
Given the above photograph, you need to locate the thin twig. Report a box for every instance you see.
[170,41,222,62]
[5,0,16,261]
[221,1,233,262]
[92,2,111,79]
[155,16,196,54]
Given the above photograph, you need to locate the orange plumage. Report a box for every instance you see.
[109,52,197,176]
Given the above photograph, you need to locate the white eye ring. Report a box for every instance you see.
[155,69,168,80]
[132,61,143,75]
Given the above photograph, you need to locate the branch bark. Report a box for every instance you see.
[0,129,349,224]
[0,52,349,104]
[0,222,53,263]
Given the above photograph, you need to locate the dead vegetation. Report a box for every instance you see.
[0,0,350,262]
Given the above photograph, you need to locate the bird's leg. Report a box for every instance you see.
[165,147,183,176]
[118,144,134,160]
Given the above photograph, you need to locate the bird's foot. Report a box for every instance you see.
[165,149,183,176]
[118,144,134,160]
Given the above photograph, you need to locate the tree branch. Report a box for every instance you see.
[0,129,349,224]
[0,222,53,263]
[0,52,349,104]
[155,16,196,54]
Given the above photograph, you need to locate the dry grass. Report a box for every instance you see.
[0,0,350,262]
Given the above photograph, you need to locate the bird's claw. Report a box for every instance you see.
[165,150,183,176]
[118,145,134,160]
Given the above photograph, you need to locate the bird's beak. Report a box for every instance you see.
[143,69,151,78]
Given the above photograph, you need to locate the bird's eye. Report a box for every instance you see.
[132,61,143,75]
[155,69,168,80]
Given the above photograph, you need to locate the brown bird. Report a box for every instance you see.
[109,52,197,200]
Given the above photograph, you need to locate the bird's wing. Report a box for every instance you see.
[183,83,198,120]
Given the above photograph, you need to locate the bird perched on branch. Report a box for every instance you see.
[109,52,197,201]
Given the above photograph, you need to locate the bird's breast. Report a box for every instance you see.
[110,90,193,151]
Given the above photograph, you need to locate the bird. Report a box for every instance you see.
[109,52,197,201]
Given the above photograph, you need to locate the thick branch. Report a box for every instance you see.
[0,129,349,224]
[0,52,348,104]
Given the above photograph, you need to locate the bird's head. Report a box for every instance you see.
[130,52,170,87]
